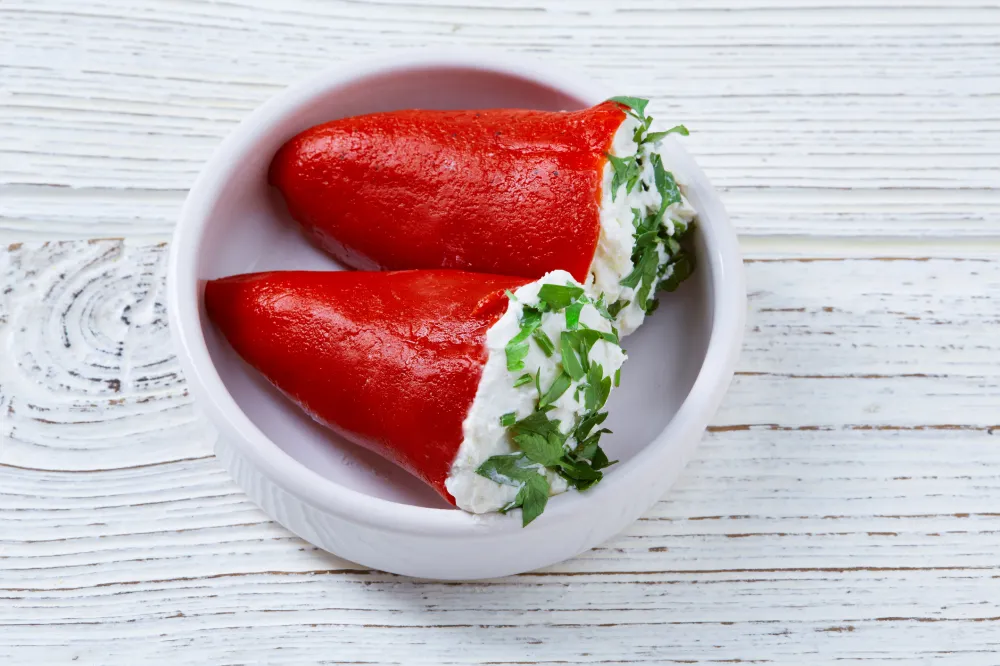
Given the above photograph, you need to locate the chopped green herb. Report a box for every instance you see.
[523,307,543,327]
[560,331,586,381]
[494,276,629,527]
[659,253,695,293]
[504,289,518,302]
[576,429,610,462]
[590,295,613,321]
[565,301,584,329]
[556,457,603,489]
[504,306,542,371]
[618,258,644,290]
[607,95,649,119]
[607,299,629,318]
[644,125,690,143]
[631,208,644,229]
[510,409,565,439]
[614,368,621,387]
[568,327,607,372]
[505,341,530,373]
[532,328,555,357]
[510,419,566,468]
[627,159,642,192]
[635,250,661,313]
[574,411,608,443]
[512,472,550,525]
[583,362,612,412]
[620,243,658,291]
[537,283,584,310]
[606,153,629,201]
[475,454,550,526]
[513,373,533,388]
[632,121,648,145]
[539,371,572,408]
[510,409,565,442]
[591,445,617,470]
[599,328,620,346]
[651,153,681,209]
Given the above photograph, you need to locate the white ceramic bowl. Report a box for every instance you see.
[167,50,745,580]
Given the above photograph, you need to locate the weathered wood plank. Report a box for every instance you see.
[1,0,998,240]
[3,240,999,662]
[2,1,998,661]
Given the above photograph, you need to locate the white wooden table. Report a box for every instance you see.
[2,1,999,663]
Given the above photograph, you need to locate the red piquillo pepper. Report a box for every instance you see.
[269,102,627,282]
[205,269,530,503]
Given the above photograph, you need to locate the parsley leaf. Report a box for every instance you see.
[574,411,608,442]
[620,242,658,293]
[634,249,661,313]
[605,153,632,201]
[644,125,690,143]
[583,362,612,412]
[493,277,630,526]
[591,445,617,470]
[509,411,567,468]
[532,328,555,357]
[510,409,566,440]
[476,453,538,487]
[504,306,542,372]
[589,295,613,321]
[537,283,584,310]
[560,331,587,381]
[651,152,682,209]
[621,198,684,313]
[572,327,606,370]
[565,301,584,329]
[556,457,603,490]
[608,96,650,119]
[659,253,695,293]
[505,341,530,373]
[475,454,550,526]
[539,370,572,408]
[607,299,629,318]
[513,373,533,388]
[513,472,550,525]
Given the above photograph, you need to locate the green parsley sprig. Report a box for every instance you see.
[604,96,697,314]
[476,286,622,527]
[608,96,688,152]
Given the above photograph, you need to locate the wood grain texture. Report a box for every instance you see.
[3,241,1000,663]
[1,0,999,243]
[2,0,999,663]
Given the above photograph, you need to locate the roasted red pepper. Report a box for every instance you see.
[269,102,627,282]
[205,270,530,503]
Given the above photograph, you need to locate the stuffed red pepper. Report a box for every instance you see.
[269,97,697,335]
[205,269,626,525]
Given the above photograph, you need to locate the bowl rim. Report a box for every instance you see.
[167,47,746,538]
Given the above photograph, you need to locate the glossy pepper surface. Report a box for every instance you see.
[269,102,627,282]
[205,269,531,503]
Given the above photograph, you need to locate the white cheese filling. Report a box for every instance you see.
[586,113,699,336]
[445,270,627,515]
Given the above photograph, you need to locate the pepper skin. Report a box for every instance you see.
[205,270,531,504]
[269,102,627,282]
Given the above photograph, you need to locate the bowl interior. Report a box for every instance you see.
[196,65,713,510]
